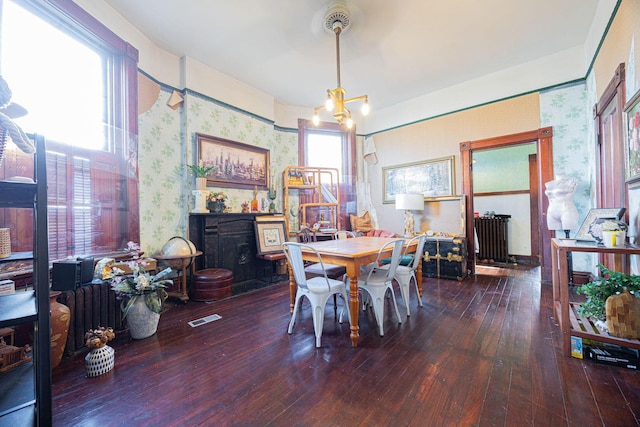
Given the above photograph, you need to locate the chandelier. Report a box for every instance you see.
[312,2,369,129]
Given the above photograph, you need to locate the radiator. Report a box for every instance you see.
[474,216,510,263]
[57,282,124,355]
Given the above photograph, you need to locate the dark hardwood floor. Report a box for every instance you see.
[52,265,640,426]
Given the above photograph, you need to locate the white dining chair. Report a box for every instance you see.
[283,242,351,348]
[358,238,405,336]
[379,234,427,316]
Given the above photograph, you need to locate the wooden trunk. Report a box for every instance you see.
[423,237,468,281]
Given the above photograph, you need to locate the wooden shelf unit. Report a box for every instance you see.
[0,134,51,424]
[282,166,341,238]
[551,238,640,356]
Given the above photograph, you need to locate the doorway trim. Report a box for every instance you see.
[460,127,554,282]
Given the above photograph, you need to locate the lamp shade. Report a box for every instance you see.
[395,193,424,211]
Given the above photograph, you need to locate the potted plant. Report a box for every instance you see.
[187,161,216,190]
[576,264,640,322]
[84,326,115,377]
[110,260,173,339]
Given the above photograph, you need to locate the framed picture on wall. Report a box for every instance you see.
[382,156,455,203]
[196,133,270,190]
[624,89,640,183]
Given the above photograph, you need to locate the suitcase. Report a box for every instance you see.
[423,236,468,281]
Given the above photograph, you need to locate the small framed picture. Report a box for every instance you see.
[575,208,626,242]
[625,89,640,183]
[254,216,287,254]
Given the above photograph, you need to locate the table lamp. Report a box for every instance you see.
[395,193,424,237]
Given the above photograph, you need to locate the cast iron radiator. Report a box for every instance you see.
[57,282,124,355]
[474,216,510,263]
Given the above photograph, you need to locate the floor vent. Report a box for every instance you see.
[188,314,222,328]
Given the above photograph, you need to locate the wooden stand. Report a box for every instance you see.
[155,251,202,302]
[551,238,640,356]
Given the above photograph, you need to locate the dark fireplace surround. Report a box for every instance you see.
[188,213,277,291]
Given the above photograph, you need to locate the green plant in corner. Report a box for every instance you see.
[575,264,640,320]
[110,261,173,318]
[187,162,216,178]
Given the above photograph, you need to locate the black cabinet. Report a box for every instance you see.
[189,213,272,285]
[0,134,51,424]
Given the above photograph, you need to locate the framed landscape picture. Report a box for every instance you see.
[196,133,269,190]
[382,156,455,203]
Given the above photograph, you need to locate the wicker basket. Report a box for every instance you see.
[0,228,10,259]
[606,289,640,339]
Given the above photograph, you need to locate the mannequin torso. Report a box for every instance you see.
[545,174,579,231]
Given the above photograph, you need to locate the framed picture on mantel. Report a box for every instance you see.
[196,133,269,190]
[254,216,287,255]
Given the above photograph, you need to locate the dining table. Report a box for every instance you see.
[289,236,421,347]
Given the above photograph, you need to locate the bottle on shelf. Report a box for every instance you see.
[251,185,259,212]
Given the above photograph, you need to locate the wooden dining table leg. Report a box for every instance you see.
[288,263,296,314]
[348,275,360,347]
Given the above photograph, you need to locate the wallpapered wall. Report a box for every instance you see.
[138,84,298,256]
[540,81,594,271]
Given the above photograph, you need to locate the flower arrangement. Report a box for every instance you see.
[85,326,115,350]
[187,161,216,178]
[110,261,173,318]
[208,191,228,208]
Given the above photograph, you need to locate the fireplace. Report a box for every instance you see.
[189,213,274,286]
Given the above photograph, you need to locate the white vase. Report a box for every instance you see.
[195,177,207,190]
[85,345,115,377]
[126,296,160,339]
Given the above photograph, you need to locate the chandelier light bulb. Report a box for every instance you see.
[346,117,353,129]
[325,94,334,112]
[312,112,320,126]
[361,99,370,116]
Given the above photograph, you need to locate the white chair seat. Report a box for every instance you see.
[306,276,345,293]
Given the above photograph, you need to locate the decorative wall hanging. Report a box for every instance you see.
[196,133,269,190]
[383,156,455,204]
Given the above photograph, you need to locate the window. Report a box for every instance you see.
[0,0,139,261]
[298,119,356,229]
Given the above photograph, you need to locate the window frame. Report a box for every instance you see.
[297,119,357,230]
[4,0,140,260]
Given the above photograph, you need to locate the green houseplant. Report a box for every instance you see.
[575,264,640,320]
[110,260,174,339]
[110,261,173,317]
[187,162,216,178]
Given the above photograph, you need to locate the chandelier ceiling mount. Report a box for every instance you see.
[312,1,369,129]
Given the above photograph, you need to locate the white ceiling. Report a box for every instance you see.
[103,0,608,113]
